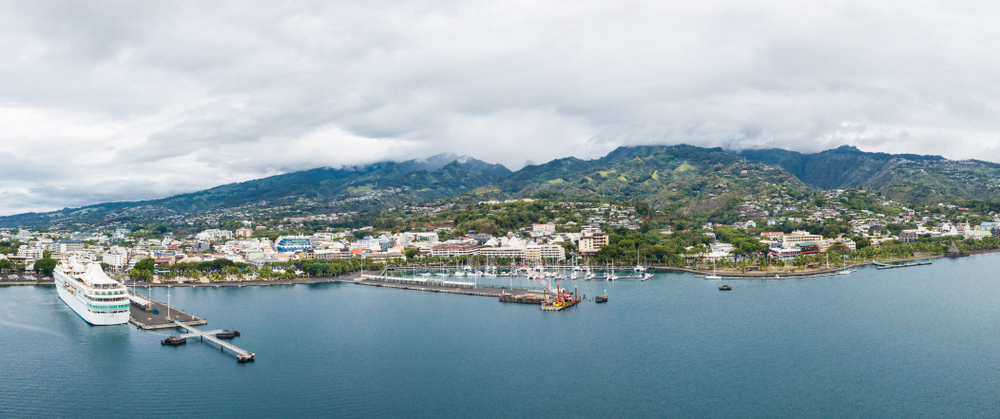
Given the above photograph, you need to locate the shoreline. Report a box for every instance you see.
[652,255,940,279]
[0,274,363,288]
[3,248,1000,287]
[657,247,1000,279]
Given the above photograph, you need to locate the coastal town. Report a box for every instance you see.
[3,187,999,283]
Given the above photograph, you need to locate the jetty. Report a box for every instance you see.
[357,274,545,298]
[173,321,255,363]
[874,261,932,270]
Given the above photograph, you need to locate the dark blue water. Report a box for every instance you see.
[4,254,1000,418]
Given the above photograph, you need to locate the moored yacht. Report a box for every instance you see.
[54,258,130,325]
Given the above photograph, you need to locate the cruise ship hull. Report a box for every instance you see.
[55,276,129,326]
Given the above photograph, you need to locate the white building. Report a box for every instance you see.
[579,231,608,256]
[525,244,565,262]
[102,247,130,271]
[429,243,480,257]
[479,247,527,259]
[16,246,43,261]
[782,230,823,248]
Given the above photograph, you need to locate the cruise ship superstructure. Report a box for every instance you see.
[54,259,130,325]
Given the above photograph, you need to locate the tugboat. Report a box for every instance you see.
[161,335,187,345]
[718,285,732,291]
[595,290,609,303]
[216,329,240,339]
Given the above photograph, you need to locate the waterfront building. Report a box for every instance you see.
[797,242,820,255]
[782,230,823,248]
[768,247,801,260]
[429,242,480,257]
[525,244,566,262]
[479,246,526,259]
[275,236,313,253]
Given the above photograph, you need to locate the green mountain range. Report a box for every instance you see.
[5,144,1000,229]
[737,145,1000,203]
[0,155,510,228]
[490,144,810,220]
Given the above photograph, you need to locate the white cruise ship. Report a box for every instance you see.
[54,259,130,325]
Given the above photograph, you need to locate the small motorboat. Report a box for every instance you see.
[719,285,733,291]
[161,335,187,345]
[216,329,240,339]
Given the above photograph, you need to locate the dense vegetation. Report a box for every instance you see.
[8,144,1000,232]
[739,145,1000,204]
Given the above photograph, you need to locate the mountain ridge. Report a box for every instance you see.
[5,144,1000,228]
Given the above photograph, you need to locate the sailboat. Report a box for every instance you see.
[606,262,619,281]
[705,259,721,279]
[634,253,646,274]
[837,254,855,275]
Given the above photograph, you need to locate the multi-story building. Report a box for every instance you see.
[102,247,129,271]
[782,230,823,248]
[479,247,527,260]
[55,240,84,253]
[16,246,43,261]
[525,244,566,262]
[275,236,313,253]
[430,243,480,258]
[579,231,608,256]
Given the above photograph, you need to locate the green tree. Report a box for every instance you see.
[403,248,420,260]
[33,257,58,276]
[129,269,152,282]
[134,258,155,271]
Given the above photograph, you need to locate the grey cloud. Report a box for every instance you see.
[2,0,1000,215]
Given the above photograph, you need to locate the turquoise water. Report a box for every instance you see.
[3,254,1000,418]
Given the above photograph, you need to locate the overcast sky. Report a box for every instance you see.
[1,1,999,215]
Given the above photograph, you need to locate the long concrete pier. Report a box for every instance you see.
[357,274,547,298]
[127,290,207,330]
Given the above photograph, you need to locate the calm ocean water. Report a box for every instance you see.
[4,254,1000,418]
